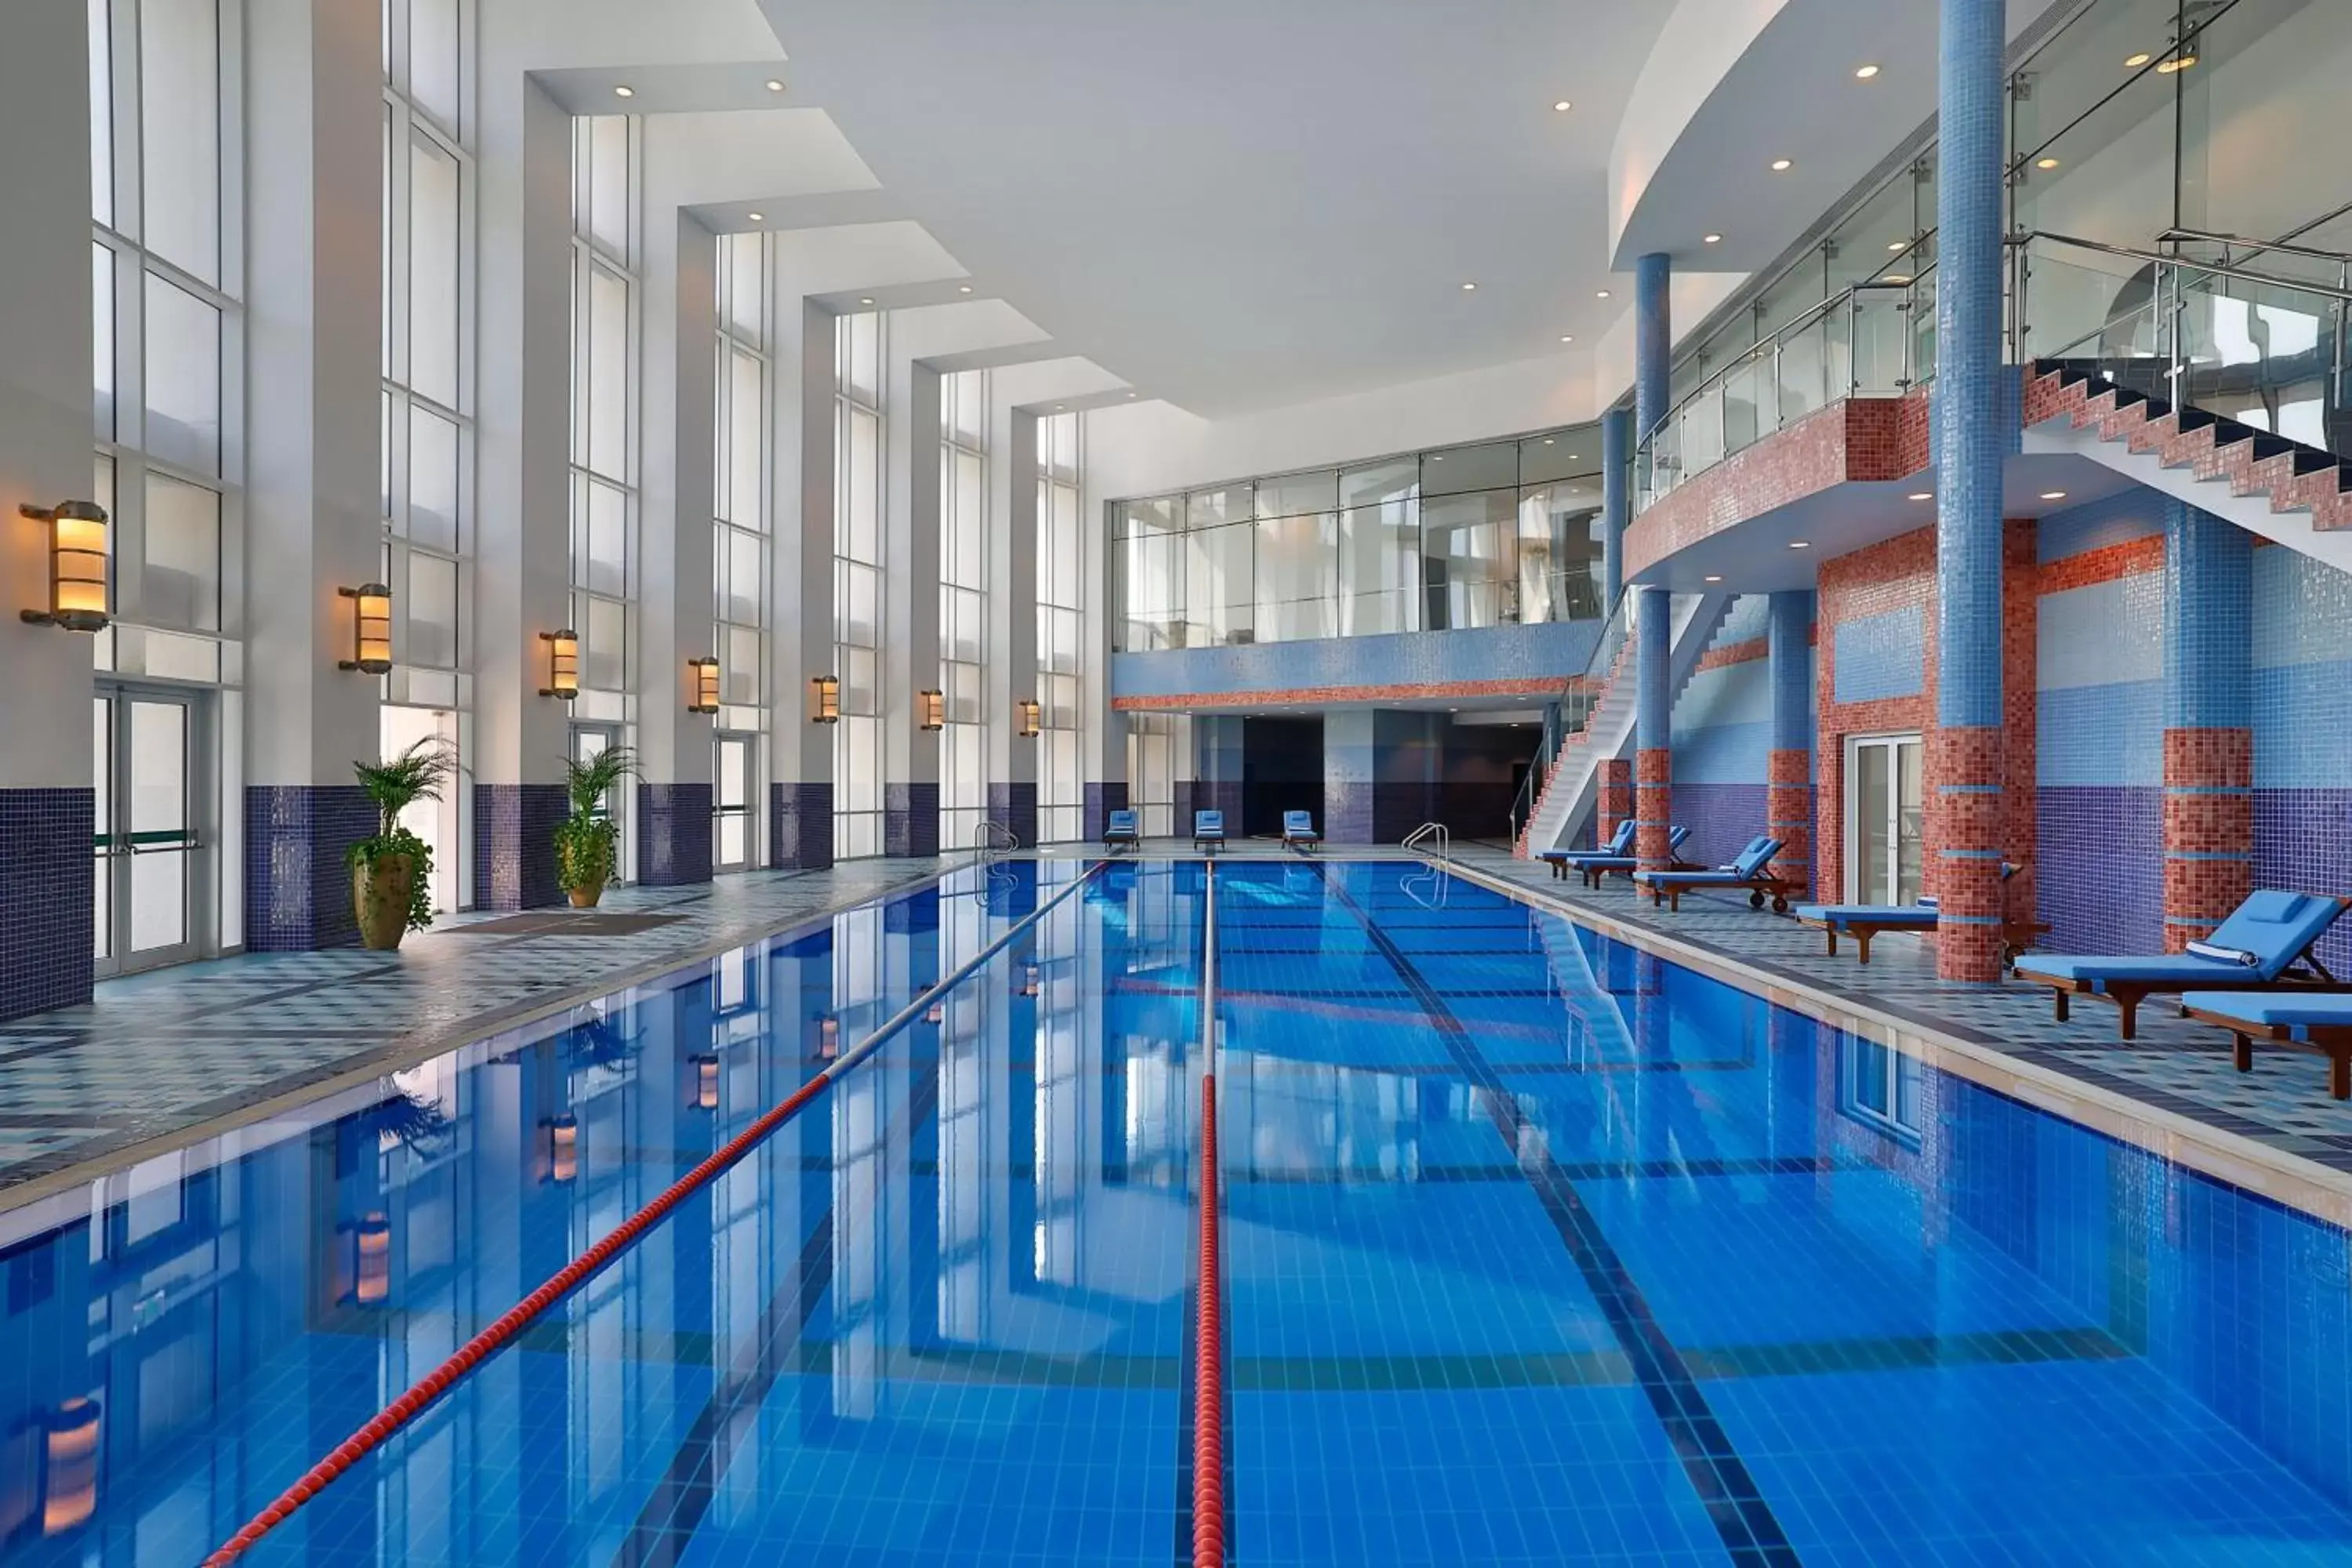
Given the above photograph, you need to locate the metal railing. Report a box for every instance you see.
[1401,821,1450,860]
[1507,585,1640,846]
[975,819,1020,894]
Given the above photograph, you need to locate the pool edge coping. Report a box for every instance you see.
[0,861,960,1227]
[1441,855,2352,1232]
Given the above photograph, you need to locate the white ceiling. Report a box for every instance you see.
[757,0,1676,418]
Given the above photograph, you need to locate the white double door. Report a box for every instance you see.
[93,685,211,978]
[1846,733,1924,907]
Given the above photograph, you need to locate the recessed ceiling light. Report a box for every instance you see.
[1559,334,1575,343]
[1703,234,1722,245]
[2156,53,2196,74]
[1770,158,1793,172]
[958,285,973,293]
[2036,157,2060,170]
[1854,64,1880,79]
[1889,241,1907,252]
[2040,489,2067,501]
[1704,575,1724,583]
[1908,492,1933,502]
[764,79,786,93]
[1883,274,1911,285]
[1127,391,1138,398]
[1461,281,1478,291]
[2125,51,2151,67]
[1055,404,1066,412]
[1788,539,1812,550]
[1552,100,1573,112]
[858,296,874,305]
[1596,289,1611,299]
[746,212,764,222]
[612,85,634,98]
[1542,437,1555,445]
[1431,455,1444,462]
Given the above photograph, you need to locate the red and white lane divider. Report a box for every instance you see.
[1193,1072,1226,1568]
[201,860,1105,1566]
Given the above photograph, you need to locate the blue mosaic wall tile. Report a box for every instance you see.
[635,783,713,887]
[993,781,1042,847]
[2039,577,2162,693]
[1670,782,1768,870]
[1171,779,1196,833]
[473,783,568,911]
[771,781,834,872]
[1323,779,1374,845]
[2252,547,2352,670]
[2037,786,2164,955]
[883,782,941,858]
[1832,605,1926,704]
[2254,789,2352,976]
[2036,490,2165,564]
[1112,619,1601,701]
[0,789,94,1022]
[2164,501,2251,728]
[2253,663,2352,788]
[2038,682,2163,788]
[244,785,378,951]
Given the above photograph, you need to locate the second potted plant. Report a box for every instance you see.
[348,738,455,950]
[555,744,638,908]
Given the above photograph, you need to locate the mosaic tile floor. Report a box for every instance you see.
[0,858,945,1207]
[1445,847,2352,1174]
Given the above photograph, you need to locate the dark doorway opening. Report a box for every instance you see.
[1240,716,1323,838]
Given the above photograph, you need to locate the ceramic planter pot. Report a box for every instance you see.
[567,876,606,909]
[354,853,417,951]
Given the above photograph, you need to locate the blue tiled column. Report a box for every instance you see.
[1635,586,1674,872]
[1932,0,2009,982]
[475,784,570,910]
[1634,253,1671,443]
[1600,407,1632,607]
[246,786,380,949]
[771,781,835,872]
[1767,591,1817,899]
[2161,499,2252,949]
[637,784,714,887]
[1323,710,1377,845]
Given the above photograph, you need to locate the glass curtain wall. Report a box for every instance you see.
[89,0,244,960]
[379,0,471,915]
[1036,412,1083,842]
[833,312,885,859]
[1124,713,1186,839]
[713,232,768,870]
[1112,427,1603,654]
[938,371,988,851]
[568,115,639,876]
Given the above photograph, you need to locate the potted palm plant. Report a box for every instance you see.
[349,738,454,951]
[556,744,638,908]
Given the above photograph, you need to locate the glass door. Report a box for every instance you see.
[713,731,756,873]
[570,722,626,884]
[93,687,205,978]
[1846,733,1925,906]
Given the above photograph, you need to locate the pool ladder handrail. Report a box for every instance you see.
[975,819,1020,895]
[1400,822,1452,910]
[1402,821,1451,860]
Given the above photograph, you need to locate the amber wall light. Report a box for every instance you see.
[19,500,111,632]
[810,673,841,724]
[918,688,945,731]
[1017,698,1042,738]
[338,583,394,673]
[539,630,580,699]
[41,1398,100,1536]
[688,656,720,715]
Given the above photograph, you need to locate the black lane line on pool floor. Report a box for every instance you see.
[608,1054,946,1567]
[1310,864,1803,1568]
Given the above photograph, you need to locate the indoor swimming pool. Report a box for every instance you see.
[2,858,2350,1565]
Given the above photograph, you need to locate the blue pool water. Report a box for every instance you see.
[2,858,2351,1564]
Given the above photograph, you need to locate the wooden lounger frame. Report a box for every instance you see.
[1800,912,2052,968]
[2185,1001,2352,1100]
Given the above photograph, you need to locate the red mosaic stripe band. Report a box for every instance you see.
[2038,534,2165,593]
[2163,728,2253,790]
[1635,748,1673,868]
[1766,750,1810,788]
[1694,637,1769,673]
[1598,758,1633,843]
[2162,728,2253,950]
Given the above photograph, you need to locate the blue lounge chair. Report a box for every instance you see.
[1193,810,1226,854]
[1103,808,1138,851]
[2014,891,2350,1040]
[2183,993,2352,1100]
[1567,826,1693,889]
[1282,810,1319,850]
[1632,835,1790,913]
[1793,862,2049,967]
[1539,820,1633,880]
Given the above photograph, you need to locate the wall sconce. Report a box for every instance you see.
[926,1000,946,1025]
[1017,699,1043,739]
[918,688,946,731]
[688,657,720,715]
[338,583,394,674]
[18,501,111,632]
[546,1112,579,1183]
[351,1212,392,1305]
[1022,964,1042,998]
[539,630,580,700]
[40,1397,101,1536]
[810,673,840,724]
[691,1053,720,1111]
[818,1015,840,1058]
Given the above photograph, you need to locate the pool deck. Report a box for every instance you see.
[7,839,2352,1229]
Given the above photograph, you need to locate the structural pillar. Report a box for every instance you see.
[1931,0,2009,981]
[988,405,1040,847]
[0,0,98,1017]
[1767,590,1816,899]
[771,295,837,869]
[1634,253,1671,443]
[882,357,942,858]
[2161,499,2252,949]
[1634,589,1674,872]
[1597,758,1633,849]
[1599,407,1631,607]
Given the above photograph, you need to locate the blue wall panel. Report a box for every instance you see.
[1112,619,1601,701]
[1831,605,1926,704]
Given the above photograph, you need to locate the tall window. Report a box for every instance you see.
[713,233,768,872]
[379,0,471,913]
[1036,412,1083,842]
[833,312,885,858]
[939,371,987,850]
[1126,713,1186,839]
[568,114,638,824]
[89,0,240,685]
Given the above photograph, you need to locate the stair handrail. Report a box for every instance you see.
[1401,821,1450,861]
[2159,225,2352,272]
[2019,230,2352,307]
[1508,585,1639,844]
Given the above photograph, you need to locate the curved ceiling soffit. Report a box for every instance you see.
[1608,0,1793,267]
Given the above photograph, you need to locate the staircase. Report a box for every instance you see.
[2024,361,2352,576]
[1514,590,1733,858]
